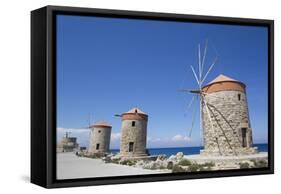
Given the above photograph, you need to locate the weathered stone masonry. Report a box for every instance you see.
[120,108,148,157]
[88,121,112,155]
[200,75,257,156]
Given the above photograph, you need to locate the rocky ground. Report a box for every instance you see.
[80,151,268,173]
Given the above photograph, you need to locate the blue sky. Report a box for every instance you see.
[56,15,268,149]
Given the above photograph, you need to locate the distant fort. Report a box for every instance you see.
[57,132,79,153]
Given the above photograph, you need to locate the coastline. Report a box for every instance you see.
[57,150,268,179]
[110,143,268,156]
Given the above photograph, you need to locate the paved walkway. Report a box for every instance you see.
[57,153,166,180]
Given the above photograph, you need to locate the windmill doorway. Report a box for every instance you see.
[129,142,134,152]
[96,143,100,150]
[241,128,247,147]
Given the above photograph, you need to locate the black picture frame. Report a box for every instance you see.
[31,5,274,188]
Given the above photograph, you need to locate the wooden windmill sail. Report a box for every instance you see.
[180,40,218,143]
[180,40,234,154]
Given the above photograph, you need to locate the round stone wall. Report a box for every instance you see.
[88,126,111,154]
[201,90,257,156]
[120,119,147,157]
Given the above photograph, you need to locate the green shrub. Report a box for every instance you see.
[111,158,120,164]
[239,162,250,169]
[204,162,215,167]
[167,161,173,170]
[188,163,201,172]
[172,164,186,173]
[178,159,192,166]
[126,161,134,166]
[85,153,105,159]
[159,165,167,169]
[120,159,136,166]
[200,166,211,171]
[129,160,137,166]
[253,160,268,168]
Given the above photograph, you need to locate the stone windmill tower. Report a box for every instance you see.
[88,121,112,155]
[181,41,257,156]
[201,74,257,156]
[118,108,148,157]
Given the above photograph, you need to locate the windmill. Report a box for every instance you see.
[180,40,257,156]
[58,113,114,154]
[180,40,238,156]
[74,113,112,154]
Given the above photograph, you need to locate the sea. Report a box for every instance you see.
[110,143,268,157]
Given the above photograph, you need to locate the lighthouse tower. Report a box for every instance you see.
[120,108,148,157]
[201,74,257,156]
[88,121,112,155]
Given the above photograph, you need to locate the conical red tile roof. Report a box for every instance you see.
[207,74,238,85]
[91,121,111,128]
[124,107,147,115]
[202,74,245,93]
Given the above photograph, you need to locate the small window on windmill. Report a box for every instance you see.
[98,130,101,133]
[238,93,241,101]
[132,121,136,127]
[96,143,100,150]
